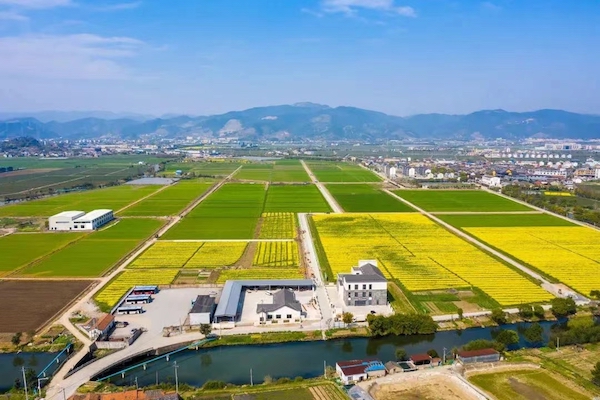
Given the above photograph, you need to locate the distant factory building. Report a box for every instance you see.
[49,209,114,231]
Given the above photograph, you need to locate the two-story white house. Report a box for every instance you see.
[337,260,388,307]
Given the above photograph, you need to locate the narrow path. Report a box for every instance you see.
[384,189,576,300]
[163,239,295,243]
[115,184,171,214]
[431,211,543,215]
[298,213,333,338]
[300,160,344,213]
[45,167,242,400]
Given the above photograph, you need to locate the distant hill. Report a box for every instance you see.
[1,105,599,141]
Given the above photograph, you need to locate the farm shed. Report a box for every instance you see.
[410,353,432,366]
[72,209,114,230]
[384,361,402,374]
[336,359,386,384]
[457,348,500,364]
[49,211,85,231]
[189,295,216,325]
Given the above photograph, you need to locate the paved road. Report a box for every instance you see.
[46,167,241,400]
[300,160,344,213]
[116,184,171,214]
[431,304,553,322]
[298,213,333,336]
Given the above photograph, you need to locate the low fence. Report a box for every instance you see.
[37,342,73,379]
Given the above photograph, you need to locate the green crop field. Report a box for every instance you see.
[19,218,164,277]
[119,181,213,216]
[306,161,381,182]
[438,213,575,227]
[0,185,161,217]
[162,183,266,239]
[235,162,310,182]
[393,190,532,212]
[469,369,592,400]
[326,184,414,212]
[162,161,241,177]
[0,233,85,276]
[264,185,331,212]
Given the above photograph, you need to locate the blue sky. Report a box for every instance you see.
[0,0,599,116]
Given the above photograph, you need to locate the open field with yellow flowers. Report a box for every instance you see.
[217,267,304,283]
[259,212,297,239]
[129,241,247,269]
[464,226,600,296]
[94,269,180,310]
[312,213,553,305]
[253,241,299,267]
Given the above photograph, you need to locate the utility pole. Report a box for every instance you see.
[250,368,253,386]
[323,360,327,378]
[135,377,138,390]
[557,337,560,351]
[443,347,447,364]
[173,361,179,395]
[22,367,29,400]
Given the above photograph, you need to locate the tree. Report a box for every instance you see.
[495,330,519,347]
[462,339,505,353]
[395,348,408,361]
[590,290,600,300]
[592,361,600,386]
[427,349,439,358]
[342,312,354,327]
[533,305,545,319]
[199,324,212,336]
[551,298,577,318]
[11,332,22,347]
[457,308,464,320]
[518,305,533,319]
[523,322,544,344]
[490,309,507,325]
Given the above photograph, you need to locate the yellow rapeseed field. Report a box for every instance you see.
[186,242,247,268]
[129,241,247,269]
[253,241,299,267]
[217,267,303,283]
[465,226,600,296]
[313,213,552,305]
[259,212,296,239]
[95,269,179,308]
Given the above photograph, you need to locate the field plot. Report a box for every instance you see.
[469,368,592,400]
[94,269,179,310]
[264,185,331,213]
[0,233,84,276]
[439,213,574,227]
[0,185,161,217]
[162,183,266,240]
[162,161,241,177]
[130,241,247,269]
[326,184,413,212]
[19,219,164,277]
[393,190,532,212]
[185,242,247,268]
[217,266,304,283]
[253,241,299,267]
[312,213,552,305]
[0,280,93,333]
[259,213,296,239]
[464,226,600,295]
[235,161,310,182]
[119,181,213,216]
[306,161,381,183]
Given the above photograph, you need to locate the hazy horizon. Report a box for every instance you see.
[0,0,598,116]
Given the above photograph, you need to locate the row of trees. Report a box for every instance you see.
[367,313,437,336]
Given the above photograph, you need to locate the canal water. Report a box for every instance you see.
[95,320,561,388]
[0,352,60,392]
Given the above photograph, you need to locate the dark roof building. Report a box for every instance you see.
[190,295,216,314]
[410,353,432,365]
[339,263,387,283]
[256,289,302,314]
[457,348,500,364]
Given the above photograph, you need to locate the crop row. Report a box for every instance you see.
[313,213,553,305]
[130,241,247,269]
[259,213,297,239]
[253,241,299,268]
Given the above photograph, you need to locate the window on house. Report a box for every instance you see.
[369,292,372,297]
[354,284,358,290]
[362,292,366,297]
[286,314,292,319]
[362,284,366,289]
[369,284,372,289]
[275,314,281,319]
[355,292,358,297]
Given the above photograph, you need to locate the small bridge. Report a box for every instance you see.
[94,337,216,382]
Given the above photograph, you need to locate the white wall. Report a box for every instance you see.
[260,306,301,322]
[190,312,212,325]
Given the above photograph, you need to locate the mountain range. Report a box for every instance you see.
[1,104,599,141]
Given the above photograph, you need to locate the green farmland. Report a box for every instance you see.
[306,161,381,182]
[163,183,266,240]
[0,233,84,276]
[19,218,164,277]
[438,213,575,227]
[162,161,241,177]
[394,190,532,212]
[327,184,413,212]
[264,185,331,212]
[0,185,161,217]
[235,160,310,182]
[119,181,213,216]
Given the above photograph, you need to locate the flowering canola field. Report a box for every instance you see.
[313,213,552,305]
[253,241,299,267]
[465,226,600,296]
[130,241,247,269]
[259,213,296,239]
[95,269,179,308]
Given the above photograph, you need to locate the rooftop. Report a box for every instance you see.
[339,263,387,283]
[51,211,85,219]
[457,348,499,358]
[95,314,115,331]
[190,295,216,314]
[410,353,432,363]
[74,209,113,222]
[256,289,302,314]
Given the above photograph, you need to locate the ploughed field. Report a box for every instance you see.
[0,280,93,333]
[312,213,553,306]
[393,190,533,212]
[326,184,414,212]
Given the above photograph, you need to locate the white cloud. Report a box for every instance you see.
[0,10,27,19]
[0,0,72,9]
[94,1,141,12]
[0,33,144,80]
[321,0,416,17]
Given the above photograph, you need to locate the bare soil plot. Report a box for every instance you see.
[369,372,481,400]
[0,280,93,333]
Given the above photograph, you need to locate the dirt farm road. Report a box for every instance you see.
[45,167,241,400]
[300,160,344,213]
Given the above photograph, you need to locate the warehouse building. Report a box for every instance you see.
[48,209,114,231]
[189,295,216,325]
